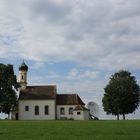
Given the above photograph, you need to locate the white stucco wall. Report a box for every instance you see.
[56,105,76,120]
[19,70,27,83]
[74,111,83,120]
[83,110,90,120]
[19,100,55,120]
[74,110,89,120]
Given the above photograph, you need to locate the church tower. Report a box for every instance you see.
[19,60,28,89]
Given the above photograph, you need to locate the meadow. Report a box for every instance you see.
[0,120,140,140]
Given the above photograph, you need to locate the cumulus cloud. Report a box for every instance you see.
[66,68,100,80]
[0,0,140,70]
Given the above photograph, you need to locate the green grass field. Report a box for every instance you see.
[0,120,140,140]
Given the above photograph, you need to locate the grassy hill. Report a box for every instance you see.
[0,120,140,140]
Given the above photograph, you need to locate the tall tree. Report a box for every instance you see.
[0,64,17,118]
[102,70,140,120]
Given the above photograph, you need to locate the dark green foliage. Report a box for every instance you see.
[102,70,140,120]
[0,64,17,115]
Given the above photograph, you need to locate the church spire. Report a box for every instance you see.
[18,60,28,89]
[19,60,28,71]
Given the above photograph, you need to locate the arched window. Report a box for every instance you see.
[60,107,65,115]
[69,107,73,114]
[25,106,29,111]
[44,105,49,115]
[35,106,39,115]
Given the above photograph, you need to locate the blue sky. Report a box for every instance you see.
[0,0,140,119]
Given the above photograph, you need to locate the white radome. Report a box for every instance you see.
[87,101,100,118]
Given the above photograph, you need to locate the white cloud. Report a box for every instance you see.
[0,0,140,70]
[66,68,79,80]
[47,72,60,79]
[66,68,100,80]
[84,71,100,79]
[31,62,45,69]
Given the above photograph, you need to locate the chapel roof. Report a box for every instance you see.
[19,60,28,71]
[19,86,85,106]
[56,94,85,105]
[74,105,89,111]
[19,85,57,100]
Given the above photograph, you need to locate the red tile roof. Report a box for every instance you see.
[74,105,89,111]
[19,85,57,100]
[19,86,85,106]
[56,94,85,105]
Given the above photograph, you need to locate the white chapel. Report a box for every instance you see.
[12,61,90,120]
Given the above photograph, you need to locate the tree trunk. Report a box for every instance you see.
[123,113,125,120]
[8,113,10,120]
[117,114,119,120]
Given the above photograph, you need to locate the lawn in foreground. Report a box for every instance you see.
[0,120,140,140]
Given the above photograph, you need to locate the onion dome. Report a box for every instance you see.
[19,60,28,71]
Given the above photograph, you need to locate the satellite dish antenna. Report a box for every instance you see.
[87,101,100,119]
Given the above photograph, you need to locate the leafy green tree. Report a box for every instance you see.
[0,64,17,118]
[102,70,140,120]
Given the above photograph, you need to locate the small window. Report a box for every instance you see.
[35,106,39,115]
[22,75,24,80]
[25,106,29,111]
[44,105,49,115]
[77,112,81,115]
[60,107,65,115]
[69,107,73,114]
